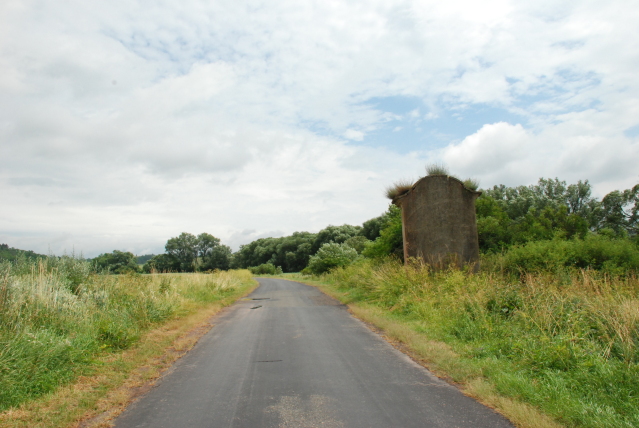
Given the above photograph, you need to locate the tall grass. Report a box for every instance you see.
[322,259,639,428]
[0,256,252,411]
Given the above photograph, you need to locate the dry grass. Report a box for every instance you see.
[385,179,414,200]
[426,163,449,176]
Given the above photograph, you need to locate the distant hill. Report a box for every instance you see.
[136,254,156,265]
[0,244,47,262]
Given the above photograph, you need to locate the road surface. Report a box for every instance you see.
[113,278,513,428]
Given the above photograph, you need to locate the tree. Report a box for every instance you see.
[599,184,639,237]
[231,232,316,272]
[196,233,233,270]
[204,243,232,271]
[143,253,180,273]
[361,214,389,241]
[307,242,358,275]
[311,224,362,253]
[344,235,370,254]
[93,250,139,274]
[361,205,403,260]
[165,232,198,272]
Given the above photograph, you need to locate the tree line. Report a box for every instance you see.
[91,177,639,275]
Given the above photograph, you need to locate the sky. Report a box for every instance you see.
[1,0,638,257]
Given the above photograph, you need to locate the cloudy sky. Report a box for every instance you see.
[1,0,638,257]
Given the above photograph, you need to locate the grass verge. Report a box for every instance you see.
[281,260,639,428]
[0,264,257,428]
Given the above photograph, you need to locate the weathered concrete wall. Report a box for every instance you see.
[394,175,480,271]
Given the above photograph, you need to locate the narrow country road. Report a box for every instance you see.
[113,278,513,428]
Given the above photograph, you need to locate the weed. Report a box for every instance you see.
[385,179,414,200]
[463,178,480,191]
[315,258,639,428]
[0,256,253,411]
[426,163,449,176]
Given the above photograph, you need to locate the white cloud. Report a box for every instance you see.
[441,119,639,193]
[1,0,639,256]
[344,129,365,141]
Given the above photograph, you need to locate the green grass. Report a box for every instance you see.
[0,256,254,412]
[301,259,639,428]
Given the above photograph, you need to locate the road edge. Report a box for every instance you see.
[273,274,564,428]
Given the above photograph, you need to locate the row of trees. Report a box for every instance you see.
[477,179,639,252]
[230,225,374,273]
[92,177,638,275]
[142,233,232,272]
[93,233,232,274]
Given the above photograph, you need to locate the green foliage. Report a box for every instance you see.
[233,232,317,273]
[362,205,403,260]
[248,263,283,275]
[600,184,639,236]
[165,232,198,272]
[196,233,232,271]
[477,178,638,253]
[135,254,155,265]
[322,259,639,427]
[344,235,371,254]
[142,253,180,273]
[0,244,45,262]
[93,250,139,275]
[482,178,600,224]
[0,257,253,410]
[233,225,362,273]
[497,235,639,275]
[361,213,389,241]
[205,244,232,271]
[307,242,358,275]
[157,232,232,273]
[310,224,362,253]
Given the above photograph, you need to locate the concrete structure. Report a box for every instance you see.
[393,175,481,271]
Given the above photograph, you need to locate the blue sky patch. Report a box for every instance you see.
[350,96,527,153]
[624,124,639,139]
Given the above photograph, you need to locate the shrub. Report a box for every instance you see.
[248,263,282,275]
[500,235,639,275]
[307,242,358,275]
[93,250,139,275]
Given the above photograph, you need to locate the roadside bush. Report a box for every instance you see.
[500,235,639,275]
[248,263,283,275]
[93,250,139,275]
[307,242,358,275]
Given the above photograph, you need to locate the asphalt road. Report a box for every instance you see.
[113,278,514,428]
